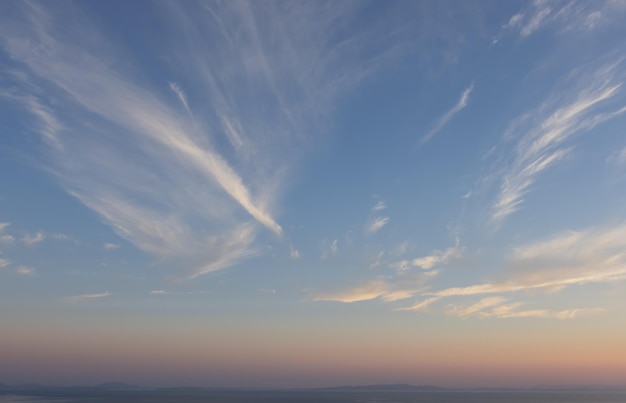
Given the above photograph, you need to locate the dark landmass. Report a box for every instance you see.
[317,383,442,391]
[2,383,626,403]
[2,382,626,394]
[96,382,143,390]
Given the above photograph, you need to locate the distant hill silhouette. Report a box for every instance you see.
[318,383,442,391]
[96,382,141,390]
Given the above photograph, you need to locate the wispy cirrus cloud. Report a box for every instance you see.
[491,58,626,225]
[607,146,626,167]
[495,0,626,42]
[16,266,35,276]
[390,243,463,271]
[0,1,428,277]
[420,83,473,145]
[0,258,10,268]
[290,246,301,259]
[320,239,339,260]
[365,216,389,235]
[150,290,210,295]
[444,296,600,320]
[0,223,14,245]
[372,201,386,211]
[313,270,437,304]
[103,243,119,250]
[22,231,45,246]
[401,222,626,318]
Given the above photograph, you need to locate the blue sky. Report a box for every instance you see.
[2,0,626,387]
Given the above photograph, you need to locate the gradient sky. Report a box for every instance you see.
[2,0,626,389]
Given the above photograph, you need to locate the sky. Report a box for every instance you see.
[1,0,626,389]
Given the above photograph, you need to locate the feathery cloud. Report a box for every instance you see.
[150,290,210,295]
[444,297,599,320]
[607,146,626,167]
[314,269,438,304]
[491,59,626,225]
[0,1,424,277]
[401,222,626,316]
[0,223,14,245]
[168,82,190,114]
[411,245,463,270]
[16,266,35,275]
[320,238,339,260]
[290,246,301,259]
[390,243,463,272]
[0,235,15,245]
[497,1,626,41]
[22,231,45,246]
[103,243,120,250]
[372,201,386,211]
[366,216,389,234]
[420,83,473,145]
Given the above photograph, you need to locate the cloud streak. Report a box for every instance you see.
[401,222,626,317]
[366,216,389,234]
[496,1,626,41]
[491,59,626,225]
[390,243,463,272]
[313,271,436,304]
[22,231,45,246]
[420,83,473,145]
[0,1,426,277]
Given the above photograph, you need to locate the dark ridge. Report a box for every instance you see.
[317,383,443,391]
[96,382,142,390]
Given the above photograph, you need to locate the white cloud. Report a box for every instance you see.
[314,270,438,304]
[0,235,14,245]
[16,266,35,275]
[314,279,425,304]
[491,59,626,225]
[22,231,45,246]
[446,296,507,317]
[444,297,599,320]
[499,1,626,40]
[168,81,190,114]
[150,289,210,295]
[290,246,300,259]
[520,6,552,37]
[607,146,626,166]
[320,238,339,260]
[64,291,112,302]
[189,223,258,278]
[420,83,473,145]
[103,243,120,250]
[331,239,338,255]
[391,243,463,272]
[314,280,389,303]
[396,296,442,312]
[372,201,386,211]
[0,2,428,277]
[412,245,463,269]
[0,258,10,268]
[0,222,10,232]
[369,251,385,268]
[366,216,389,234]
[401,222,626,317]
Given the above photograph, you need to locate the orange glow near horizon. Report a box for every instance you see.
[2,311,625,388]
